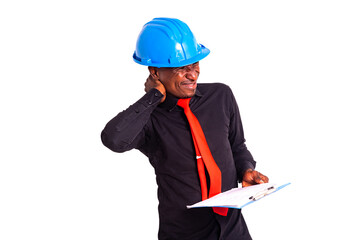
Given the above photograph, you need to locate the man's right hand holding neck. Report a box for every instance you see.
[145,69,166,103]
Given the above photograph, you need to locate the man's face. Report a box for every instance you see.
[157,62,200,99]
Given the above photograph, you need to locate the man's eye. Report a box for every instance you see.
[173,67,186,72]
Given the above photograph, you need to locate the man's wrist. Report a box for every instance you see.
[154,85,166,103]
[239,168,255,183]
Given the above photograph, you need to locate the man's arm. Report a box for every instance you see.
[101,73,166,153]
[227,87,269,186]
[101,88,164,153]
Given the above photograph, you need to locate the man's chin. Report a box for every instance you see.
[182,91,196,99]
[171,88,197,99]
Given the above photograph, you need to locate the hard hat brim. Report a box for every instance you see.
[133,44,210,68]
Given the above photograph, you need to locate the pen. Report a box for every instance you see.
[249,186,276,201]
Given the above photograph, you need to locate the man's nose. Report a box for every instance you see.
[186,68,199,81]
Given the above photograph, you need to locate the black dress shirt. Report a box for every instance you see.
[101,83,256,240]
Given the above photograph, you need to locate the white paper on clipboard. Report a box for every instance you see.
[187,182,290,209]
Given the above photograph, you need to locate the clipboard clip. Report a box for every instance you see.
[249,186,276,201]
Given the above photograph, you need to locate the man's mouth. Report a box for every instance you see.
[180,81,197,90]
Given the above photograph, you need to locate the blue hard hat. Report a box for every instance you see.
[133,18,210,68]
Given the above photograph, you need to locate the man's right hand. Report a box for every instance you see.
[144,74,166,103]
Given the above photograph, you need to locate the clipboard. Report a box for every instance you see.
[187,182,290,210]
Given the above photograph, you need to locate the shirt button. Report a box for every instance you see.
[147,100,152,105]
[134,109,139,113]
[155,92,160,97]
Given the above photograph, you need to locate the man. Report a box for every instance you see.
[101,18,269,240]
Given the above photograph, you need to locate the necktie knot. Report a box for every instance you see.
[177,98,191,110]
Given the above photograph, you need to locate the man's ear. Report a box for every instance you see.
[148,67,160,80]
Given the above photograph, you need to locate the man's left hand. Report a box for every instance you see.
[242,169,269,187]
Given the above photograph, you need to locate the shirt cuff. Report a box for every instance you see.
[140,88,164,107]
[131,88,164,113]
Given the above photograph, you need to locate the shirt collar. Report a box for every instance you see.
[159,87,203,112]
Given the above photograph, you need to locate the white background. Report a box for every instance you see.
[1,0,358,239]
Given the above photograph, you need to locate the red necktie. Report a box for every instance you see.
[177,98,228,216]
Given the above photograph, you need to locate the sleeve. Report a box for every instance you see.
[100,88,163,153]
[227,87,257,182]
